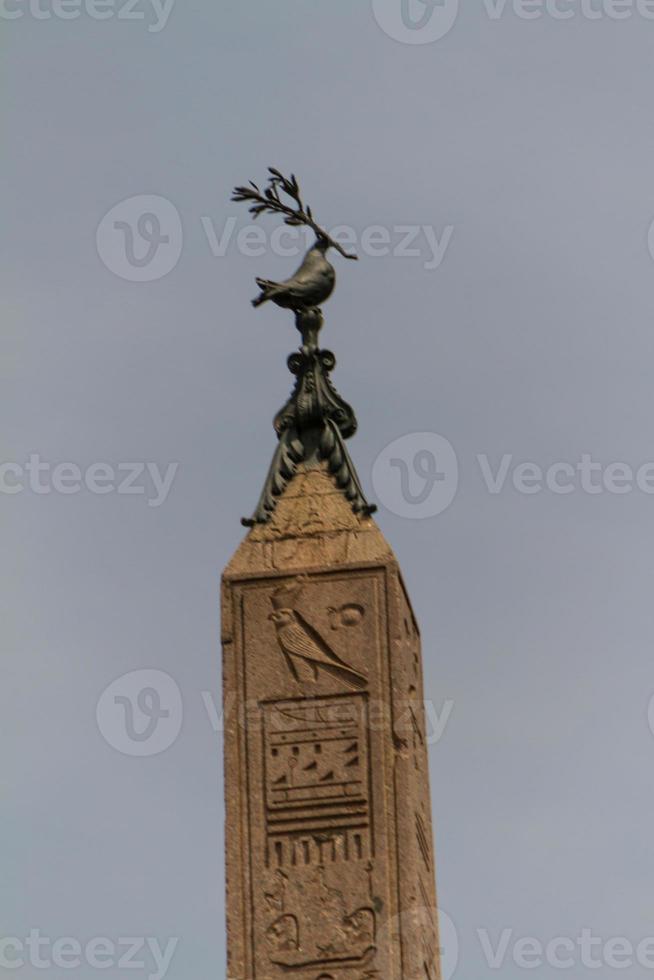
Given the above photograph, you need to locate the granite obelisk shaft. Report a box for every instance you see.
[222,468,441,980]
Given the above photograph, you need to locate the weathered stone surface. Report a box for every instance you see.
[222,466,441,980]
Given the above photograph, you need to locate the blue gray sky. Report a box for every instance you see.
[4,2,654,978]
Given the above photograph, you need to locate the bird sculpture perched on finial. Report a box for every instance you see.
[231,167,376,527]
[231,168,357,313]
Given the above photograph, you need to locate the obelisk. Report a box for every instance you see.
[222,170,441,980]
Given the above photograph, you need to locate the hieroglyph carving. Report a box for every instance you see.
[262,695,372,869]
[269,580,367,690]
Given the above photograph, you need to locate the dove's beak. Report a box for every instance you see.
[329,238,358,260]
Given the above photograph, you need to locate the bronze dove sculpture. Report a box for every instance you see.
[252,236,336,310]
[232,168,357,313]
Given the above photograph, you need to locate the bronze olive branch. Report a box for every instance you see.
[231,168,358,261]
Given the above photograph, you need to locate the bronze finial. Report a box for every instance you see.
[232,169,376,527]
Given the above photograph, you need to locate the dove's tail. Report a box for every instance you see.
[252,277,278,308]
